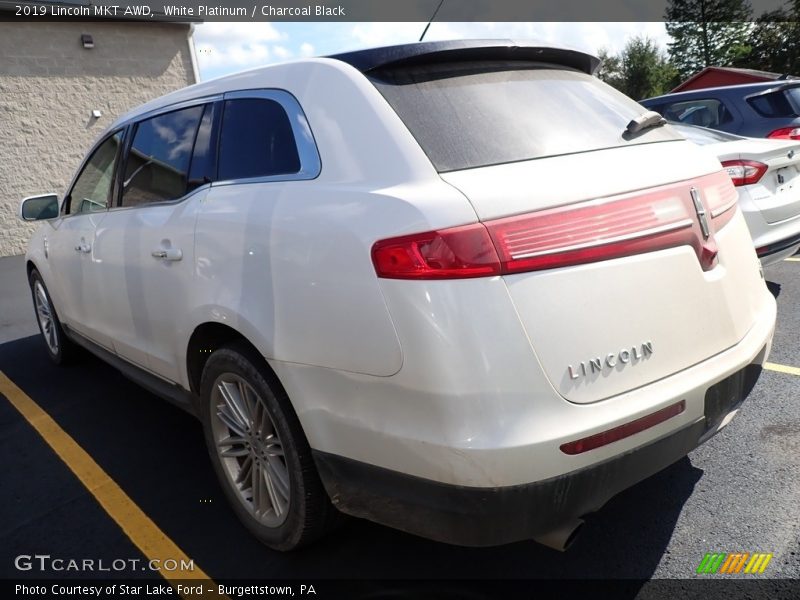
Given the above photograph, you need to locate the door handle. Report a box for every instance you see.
[151,248,183,261]
[74,243,91,253]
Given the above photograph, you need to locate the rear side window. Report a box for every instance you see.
[370,61,682,172]
[648,98,734,129]
[187,103,217,192]
[747,88,800,118]
[121,105,204,207]
[218,98,301,180]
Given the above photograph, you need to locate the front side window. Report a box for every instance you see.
[217,98,301,180]
[121,105,204,207]
[67,131,123,215]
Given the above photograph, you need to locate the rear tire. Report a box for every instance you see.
[29,269,78,365]
[199,342,339,551]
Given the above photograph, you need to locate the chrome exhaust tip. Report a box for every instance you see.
[533,519,584,552]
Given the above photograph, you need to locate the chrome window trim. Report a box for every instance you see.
[125,94,224,127]
[212,88,321,186]
[106,182,212,214]
[59,89,320,218]
[60,96,223,219]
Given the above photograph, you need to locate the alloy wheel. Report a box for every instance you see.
[210,373,291,527]
[34,280,58,355]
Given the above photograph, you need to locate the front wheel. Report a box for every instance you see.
[29,269,77,365]
[199,342,339,551]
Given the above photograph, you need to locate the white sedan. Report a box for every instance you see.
[673,123,800,265]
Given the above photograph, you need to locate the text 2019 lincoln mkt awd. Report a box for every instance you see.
[19,41,776,551]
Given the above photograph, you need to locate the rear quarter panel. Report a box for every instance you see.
[191,60,479,378]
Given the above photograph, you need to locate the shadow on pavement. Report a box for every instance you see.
[0,335,703,596]
[766,280,781,298]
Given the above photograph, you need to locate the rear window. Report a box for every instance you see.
[370,61,681,172]
[747,87,800,118]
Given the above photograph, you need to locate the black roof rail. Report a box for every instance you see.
[328,39,601,75]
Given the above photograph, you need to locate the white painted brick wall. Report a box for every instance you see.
[0,21,196,257]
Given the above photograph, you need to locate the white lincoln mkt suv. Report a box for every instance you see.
[20,41,776,551]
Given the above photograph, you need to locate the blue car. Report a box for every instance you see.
[641,81,800,140]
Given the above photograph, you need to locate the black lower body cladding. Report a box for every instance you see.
[313,361,765,547]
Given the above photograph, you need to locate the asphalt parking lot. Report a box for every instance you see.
[1,253,798,596]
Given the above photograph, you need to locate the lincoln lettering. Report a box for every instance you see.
[568,342,653,379]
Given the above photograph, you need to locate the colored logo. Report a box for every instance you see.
[697,552,773,574]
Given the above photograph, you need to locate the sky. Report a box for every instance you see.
[193,22,670,81]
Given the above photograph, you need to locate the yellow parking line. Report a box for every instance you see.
[0,371,224,597]
[764,362,800,377]
[784,257,800,262]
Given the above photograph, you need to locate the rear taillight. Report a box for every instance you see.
[704,171,739,232]
[486,186,701,273]
[371,223,501,280]
[721,160,768,186]
[372,171,737,279]
[766,127,800,140]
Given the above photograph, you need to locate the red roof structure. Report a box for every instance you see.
[671,66,797,93]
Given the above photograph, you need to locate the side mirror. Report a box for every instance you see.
[19,194,59,221]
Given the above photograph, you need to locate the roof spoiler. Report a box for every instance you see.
[746,80,800,99]
[328,40,601,76]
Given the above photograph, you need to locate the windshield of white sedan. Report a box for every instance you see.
[371,61,682,172]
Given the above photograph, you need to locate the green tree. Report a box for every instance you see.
[595,48,624,90]
[665,0,753,79]
[597,38,679,100]
[736,8,800,75]
[621,36,680,99]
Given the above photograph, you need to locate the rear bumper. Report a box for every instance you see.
[315,365,763,547]
[756,230,800,266]
[740,195,800,266]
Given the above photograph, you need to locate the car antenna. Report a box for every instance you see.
[419,0,445,42]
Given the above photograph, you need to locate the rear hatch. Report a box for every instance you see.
[369,54,767,405]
